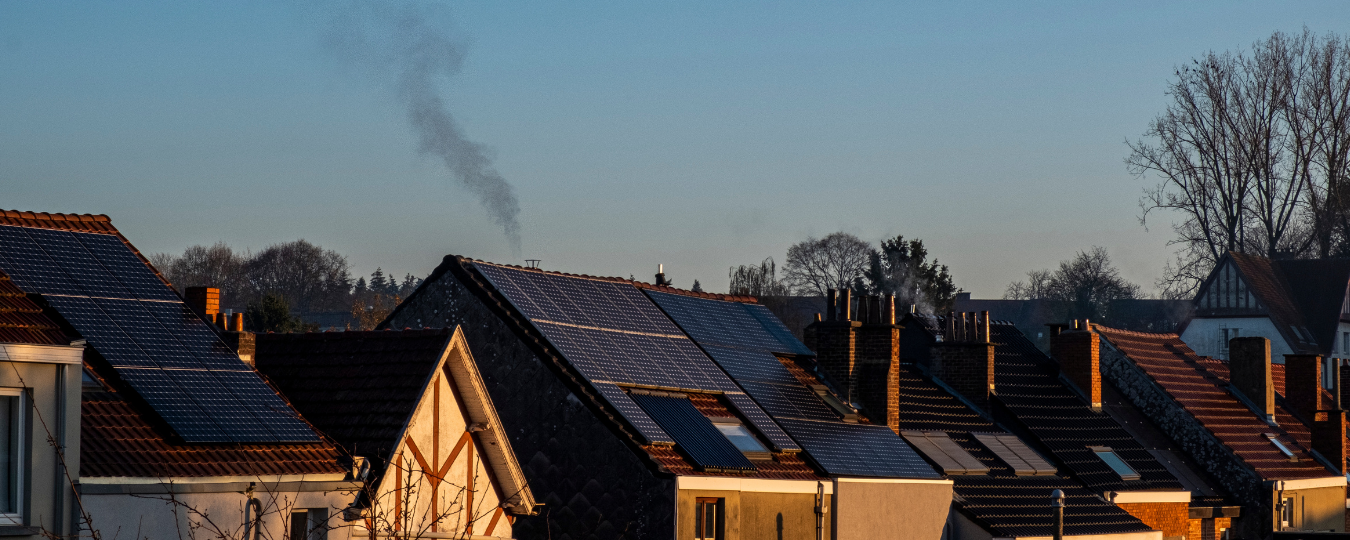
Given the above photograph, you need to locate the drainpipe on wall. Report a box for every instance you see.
[815,481,824,540]
[1051,489,1064,540]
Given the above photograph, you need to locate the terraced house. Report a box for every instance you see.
[383,256,954,540]
[1094,323,1348,537]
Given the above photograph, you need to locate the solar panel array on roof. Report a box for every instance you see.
[471,262,801,452]
[630,392,756,472]
[0,225,316,443]
[647,290,939,479]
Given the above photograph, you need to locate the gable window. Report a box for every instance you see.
[0,390,23,525]
[289,509,327,540]
[712,421,771,460]
[1088,446,1140,481]
[695,497,724,540]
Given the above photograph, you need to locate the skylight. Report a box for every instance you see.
[1265,433,1297,461]
[715,423,769,455]
[1088,446,1141,481]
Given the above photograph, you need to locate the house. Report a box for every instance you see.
[382,256,954,540]
[0,210,357,539]
[253,326,537,538]
[808,292,1185,540]
[1094,323,1348,537]
[0,268,85,538]
[1180,252,1350,372]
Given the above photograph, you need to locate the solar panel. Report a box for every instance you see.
[534,321,738,391]
[743,304,814,356]
[777,418,941,478]
[723,393,800,452]
[630,392,756,472]
[646,291,783,351]
[475,263,679,335]
[736,380,839,422]
[591,383,675,445]
[0,225,317,443]
[700,344,799,386]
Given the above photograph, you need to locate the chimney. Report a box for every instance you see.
[1229,337,1275,423]
[931,311,995,410]
[1284,354,1325,422]
[855,294,902,432]
[807,289,862,407]
[1313,410,1347,474]
[1051,319,1101,411]
[654,264,670,287]
[184,287,219,321]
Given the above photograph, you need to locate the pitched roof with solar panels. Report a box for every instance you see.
[0,210,332,449]
[397,257,939,480]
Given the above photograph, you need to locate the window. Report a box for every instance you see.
[1279,496,1295,529]
[1265,433,1298,462]
[695,498,723,540]
[289,509,327,540]
[1325,357,1337,390]
[1088,446,1140,481]
[901,431,989,475]
[713,422,770,459]
[1219,327,1239,359]
[971,432,1057,476]
[0,390,23,525]
[1343,332,1349,354]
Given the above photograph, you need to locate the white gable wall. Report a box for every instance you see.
[1180,317,1295,363]
[362,370,513,539]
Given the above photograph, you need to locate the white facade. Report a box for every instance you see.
[0,342,83,539]
[1181,317,1296,363]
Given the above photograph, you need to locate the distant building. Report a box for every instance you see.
[384,256,954,540]
[953,293,1190,352]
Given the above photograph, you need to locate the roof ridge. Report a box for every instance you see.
[466,257,760,303]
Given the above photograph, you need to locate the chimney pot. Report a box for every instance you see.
[840,289,852,321]
[1229,337,1276,423]
[827,289,838,321]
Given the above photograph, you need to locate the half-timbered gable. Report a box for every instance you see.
[255,327,534,539]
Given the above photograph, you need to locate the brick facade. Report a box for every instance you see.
[812,320,861,404]
[855,323,900,432]
[1229,337,1275,419]
[1115,502,1188,539]
[1189,517,1233,540]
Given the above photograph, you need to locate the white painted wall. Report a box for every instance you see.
[81,483,356,540]
[1180,317,1295,363]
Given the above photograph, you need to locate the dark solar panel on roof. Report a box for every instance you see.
[724,392,800,451]
[534,321,739,391]
[742,304,814,356]
[700,344,800,386]
[630,392,756,472]
[777,417,941,478]
[0,225,316,443]
[591,383,675,445]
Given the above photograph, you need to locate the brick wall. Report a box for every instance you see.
[810,320,860,404]
[1115,502,1188,539]
[1052,330,1100,407]
[855,324,899,431]
[1285,354,1323,422]
[1189,517,1232,540]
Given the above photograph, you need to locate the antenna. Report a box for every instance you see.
[524,259,541,268]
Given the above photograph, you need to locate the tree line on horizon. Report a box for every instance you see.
[150,240,422,332]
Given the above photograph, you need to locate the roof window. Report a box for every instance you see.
[1088,446,1141,481]
[712,422,771,460]
[901,431,988,475]
[1264,433,1299,462]
[972,432,1057,476]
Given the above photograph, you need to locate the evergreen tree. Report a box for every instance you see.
[369,268,389,295]
[859,235,957,313]
[691,280,704,293]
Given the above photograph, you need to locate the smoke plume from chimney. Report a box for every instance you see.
[323,1,522,253]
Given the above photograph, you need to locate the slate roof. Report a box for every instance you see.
[81,383,345,478]
[1096,326,1336,481]
[0,269,68,345]
[254,328,453,462]
[892,361,1154,538]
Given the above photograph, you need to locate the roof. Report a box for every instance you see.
[891,361,1154,538]
[1095,326,1336,481]
[1273,258,1350,355]
[386,256,829,480]
[1203,253,1317,353]
[0,209,320,444]
[254,327,536,512]
[0,269,68,345]
[80,384,345,478]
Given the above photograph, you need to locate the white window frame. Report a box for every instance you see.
[0,388,25,526]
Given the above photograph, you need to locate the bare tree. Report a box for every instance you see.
[1005,247,1140,321]
[782,233,871,296]
[244,240,353,314]
[728,258,789,297]
[151,243,250,309]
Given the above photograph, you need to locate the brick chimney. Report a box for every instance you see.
[1229,337,1275,423]
[931,311,995,411]
[855,294,901,432]
[1313,410,1347,474]
[808,289,862,406]
[1051,320,1101,411]
[1284,354,1324,422]
[184,286,219,321]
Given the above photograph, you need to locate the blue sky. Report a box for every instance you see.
[3,1,1348,296]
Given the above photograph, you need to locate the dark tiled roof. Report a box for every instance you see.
[1273,258,1350,354]
[894,363,1153,538]
[990,324,1184,493]
[254,329,453,462]
[80,387,345,478]
[1221,253,1313,352]
[1096,326,1334,481]
[0,270,68,345]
